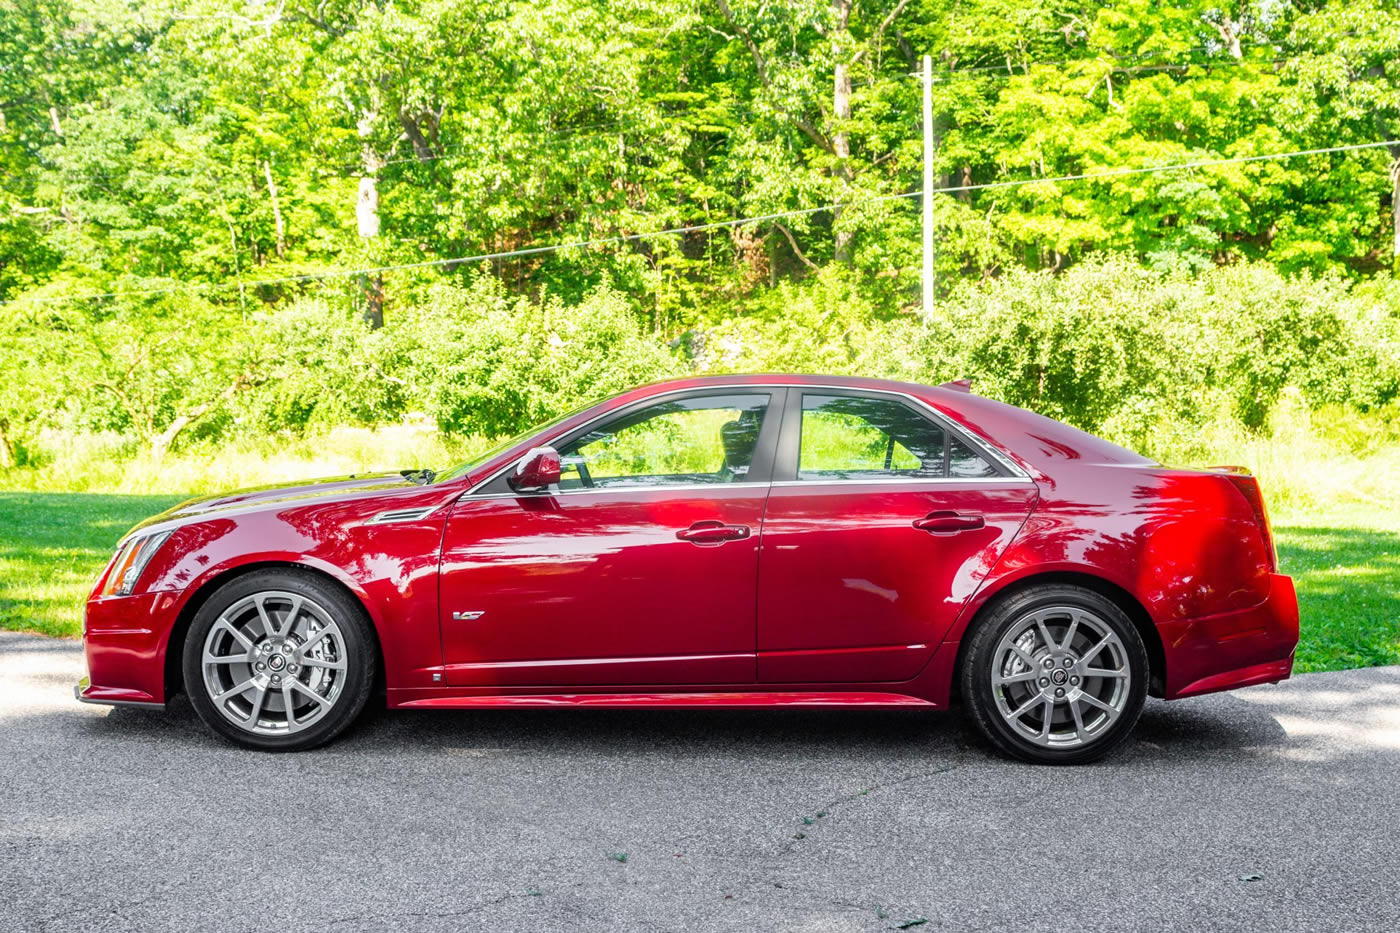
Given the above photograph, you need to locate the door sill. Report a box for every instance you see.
[391,690,935,710]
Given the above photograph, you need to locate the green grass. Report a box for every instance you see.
[1276,506,1400,673]
[0,492,185,637]
[2,490,1396,674]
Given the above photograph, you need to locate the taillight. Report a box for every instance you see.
[1214,467,1277,572]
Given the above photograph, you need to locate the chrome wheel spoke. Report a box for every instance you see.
[1008,693,1042,720]
[1082,667,1126,679]
[1011,644,1038,670]
[220,677,255,700]
[300,655,346,671]
[255,595,278,637]
[299,626,333,654]
[204,650,252,666]
[289,678,331,708]
[284,595,305,638]
[994,669,1039,687]
[1077,691,1116,714]
[245,685,268,725]
[1082,635,1112,664]
[213,617,253,651]
[1069,697,1088,742]
[282,682,298,729]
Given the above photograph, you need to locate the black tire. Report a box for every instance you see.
[182,569,376,751]
[960,584,1148,765]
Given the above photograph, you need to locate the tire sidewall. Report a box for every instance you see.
[961,585,1149,765]
[182,569,376,751]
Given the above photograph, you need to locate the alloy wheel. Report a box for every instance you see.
[200,590,349,736]
[989,605,1131,749]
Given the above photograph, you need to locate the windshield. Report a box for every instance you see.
[433,399,602,484]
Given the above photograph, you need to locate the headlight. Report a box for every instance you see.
[101,531,173,597]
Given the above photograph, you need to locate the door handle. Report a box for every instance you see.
[912,511,985,534]
[676,520,751,544]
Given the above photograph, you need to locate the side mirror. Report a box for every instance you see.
[509,446,561,492]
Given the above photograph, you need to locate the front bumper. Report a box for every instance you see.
[74,676,165,708]
[1162,573,1300,699]
[78,590,182,707]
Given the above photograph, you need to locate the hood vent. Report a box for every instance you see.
[367,505,441,525]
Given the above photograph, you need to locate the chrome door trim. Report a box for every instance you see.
[768,477,1034,488]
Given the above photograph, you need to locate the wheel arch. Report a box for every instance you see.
[163,560,385,702]
[952,571,1166,700]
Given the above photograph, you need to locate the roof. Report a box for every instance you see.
[622,374,1156,475]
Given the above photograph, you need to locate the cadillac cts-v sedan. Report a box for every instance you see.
[77,375,1299,763]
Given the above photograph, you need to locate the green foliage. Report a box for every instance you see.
[678,257,1400,457]
[398,277,683,436]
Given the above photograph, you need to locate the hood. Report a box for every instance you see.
[125,472,425,538]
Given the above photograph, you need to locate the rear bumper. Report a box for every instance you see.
[1162,573,1300,699]
[78,591,181,707]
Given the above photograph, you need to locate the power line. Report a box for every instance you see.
[12,139,1396,309]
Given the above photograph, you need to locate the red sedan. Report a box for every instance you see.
[77,375,1298,763]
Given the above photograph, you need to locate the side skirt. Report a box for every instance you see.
[389,690,938,710]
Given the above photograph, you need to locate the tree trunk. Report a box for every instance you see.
[1390,152,1400,272]
[0,419,14,469]
[831,0,854,265]
[356,111,384,328]
[264,158,286,259]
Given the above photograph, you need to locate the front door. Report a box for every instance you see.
[439,389,783,688]
[756,389,1037,684]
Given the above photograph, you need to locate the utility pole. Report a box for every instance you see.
[922,53,934,316]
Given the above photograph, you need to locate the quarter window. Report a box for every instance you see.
[797,394,995,480]
[557,393,770,489]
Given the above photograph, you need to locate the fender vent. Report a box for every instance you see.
[367,506,440,525]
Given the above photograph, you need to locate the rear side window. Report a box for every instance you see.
[798,394,995,481]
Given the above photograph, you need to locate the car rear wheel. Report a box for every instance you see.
[182,570,375,751]
[960,585,1148,765]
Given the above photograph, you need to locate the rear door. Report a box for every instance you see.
[756,388,1037,684]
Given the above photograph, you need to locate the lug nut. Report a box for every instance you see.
[255,662,265,672]
[1042,658,1053,669]
[282,644,292,654]
[1070,676,1080,686]
[288,664,298,674]
[1055,687,1065,698]
[1064,657,1074,667]
[271,675,281,685]
[1039,678,1050,687]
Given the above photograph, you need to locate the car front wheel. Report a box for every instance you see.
[182,570,375,751]
[960,585,1148,765]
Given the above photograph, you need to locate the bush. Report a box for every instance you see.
[685,257,1400,456]
[399,276,683,436]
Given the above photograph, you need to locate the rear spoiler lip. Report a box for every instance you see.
[939,378,973,394]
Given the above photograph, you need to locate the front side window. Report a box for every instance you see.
[557,393,771,489]
[798,393,995,481]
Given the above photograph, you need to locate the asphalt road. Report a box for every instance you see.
[3,632,1399,933]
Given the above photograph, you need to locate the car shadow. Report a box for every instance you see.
[91,688,1293,765]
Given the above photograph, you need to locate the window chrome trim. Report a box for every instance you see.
[468,382,1030,496]
[463,481,772,502]
[769,476,1034,488]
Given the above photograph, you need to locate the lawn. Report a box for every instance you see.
[1,490,1395,673]
[0,492,185,638]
